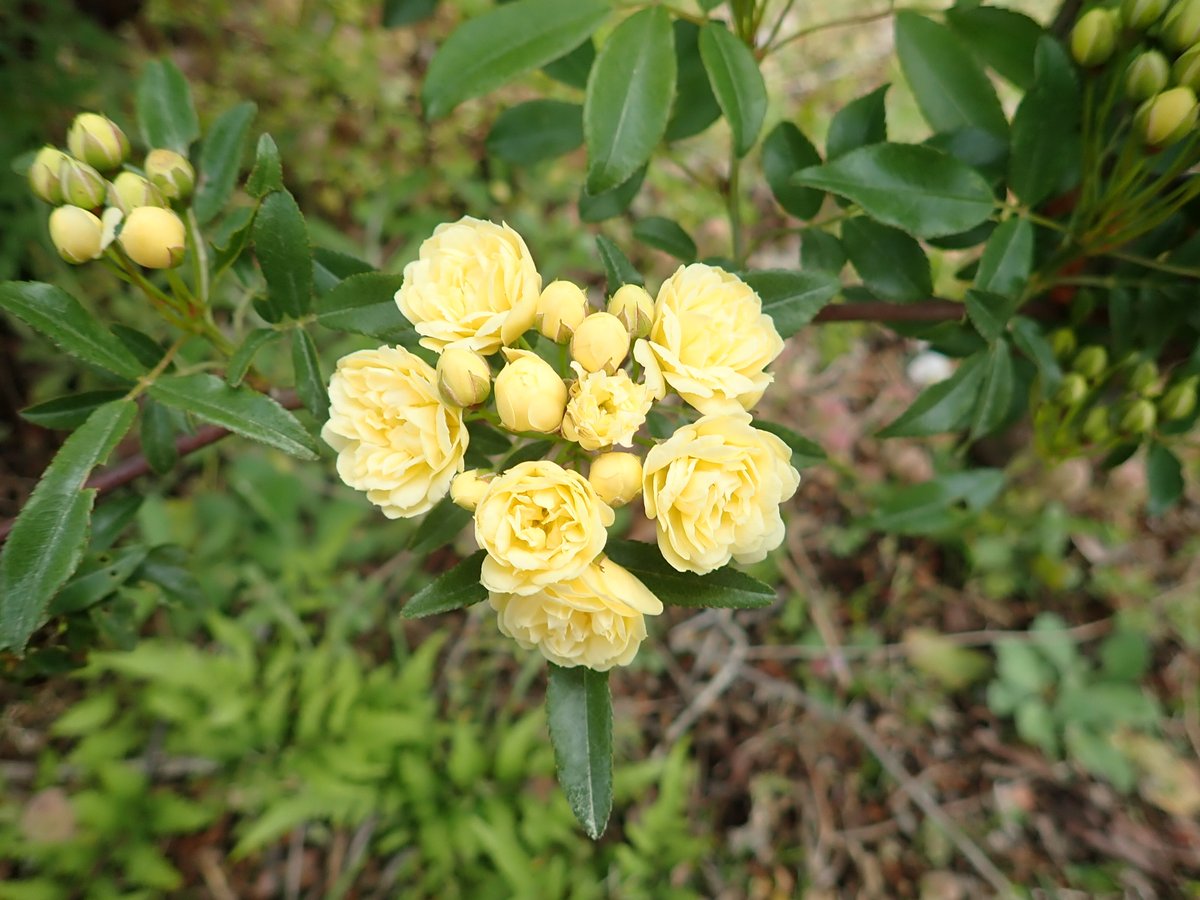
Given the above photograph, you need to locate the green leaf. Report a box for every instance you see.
[486,100,583,165]
[974,217,1033,302]
[225,328,281,387]
[584,6,675,194]
[0,282,143,380]
[841,217,931,303]
[193,101,257,225]
[316,272,416,343]
[547,663,613,839]
[970,339,1014,439]
[632,216,696,262]
[1010,316,1062,392]
[20,391,128,430]
[401,550,487,618]
[466,420,513,457]
[290,329,327,418]
[801,230,846,274]
[314,247,376,281]
[753,420,826,468]
[253,190,312,319]
[383,0,437,27]
[1146,442,1183,516]
[595,234,644,291]
[210,205,257,274]
[894,11,1007,138]
[1016,698,1059,757]
[698,22,766,157]
[407,497,472,555]
[666,20,721,142]
[1064,723,1134,791]
[1100,630,1150,682]
[50,545,149,615]
[761,122,823,219]
[544,39,595,89]
[1010,37,1080,207]
[423,0,611,119]
[140,400,179,475]
[944,5,1042,89]
[0,399,137,651]
[965,289,1018,344]
[245,133,283,197]
[112,325,170,370]
[579,166,645,222]
[865,469,1004,535]
[742,269,840,338]
[149,373,319,459]
[793,143,995,239]
[827,84,889,160]
[878,351,984,438]
[135,58,200,152]
[90,495,142,553]
[604,540,775,609]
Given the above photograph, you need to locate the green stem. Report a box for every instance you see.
[124,335,187,401]
[728,147,744,266]
[186,208,210,305]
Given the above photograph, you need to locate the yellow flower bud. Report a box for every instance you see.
[1123,0,1168,30]
[536,280,590,343]
[436,346,492,407]
[66,113,130,172]
[589,452,643,507]
[108,172,166,215]
[450,469,493,510]
[493,348,568,433]
[144,149,196,201]
[607,283,654,338]
[58,158,106,209]
[1126,51,1170,101]
[1173,46,1200,92]
[1164,0,1200,51]
[1136,87,1199,147]
[1071,8,1118,67]
[118,206,186,269]
[570,312,629,374]
[49,206,103,264]
[28,146,69,204]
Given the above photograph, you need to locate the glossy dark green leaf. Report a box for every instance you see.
[253,190,312,319]
[401,550,487,618]
[793,143,995,239]
[290,329,327,418]
[466,420,513,458]
[584,6,675,194]
[383,0,437,27]
[210,205,257,275]
[604,540,775,608]
[1146,442,1183,516]
[135,544,206,608]
[194,101,256,225]
[964,288,1018,345]
[699,22,766,156]
[801,230,846,273]
[632,216,696,261]
[149,373,319,459]
[547,664,612,840]
[0,399,137,651]
[89,494,143,553]
[1010,37,1080,207]
[111,326,169,371]
[666,20,721,142]
[316,272,416,344]
[0,282,144,380]
[743,269,840,338]
[407,497,473,555]
[578,166,645,222]
[135,58,200,152]
[894,11,1007,137]
[1010,316,1062,392]
[878,351,985,438]
[140,400,179,475]
[543,38,596,89]
[225,328,281,387]
[596,234,644,291]
[753,420,826,468]
[970,340,1014,439]
[498,439,555,472]
[245,133,283,197]
[762,122,823,219]
[21,391,128,430]
[841,217,931,303]
[945,4,1042,89]
[827,84,889,159]
[487,100,583,165]
[423,0,610,119]
[975,217,1033,302]
[50,545,149,616]
[313,247,376,280]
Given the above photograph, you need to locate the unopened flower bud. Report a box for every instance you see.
[66,113,129,172]
[1118,398,1157,434]
[1173,46,1200,91]
[1056,372,1089,406]
[118,206,186,268]
[1050,328,1077,360]
[1123,0,1168,30]
[436,346,491,407]
[1126,51,1170,100]
[1071,8,1118,67]
[1072,345,1108,380]
[58,158,106,209]
[535,280,589,343]
[144,149,195,201]
[1164,0,1200,51]
[28,146,69,204]
[49,206,103,264]
[1129,359,1160,395]
[570,312,629,374]
[493,348,567,433]
[1160,376,1199,420]
[1136,87,1199,147]
[589,452,643,507]
[108,172,166,215]
[1081,405,1112,443]
[450,469,493,510]
[607,283,654,338]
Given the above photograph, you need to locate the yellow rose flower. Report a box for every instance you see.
[489,555,663,670]
[643,412,799,574]
[321,346,468,518]
[474,460,614,595]
[395,216,541,354]
[561,362,652,451]
[633,264,784,415]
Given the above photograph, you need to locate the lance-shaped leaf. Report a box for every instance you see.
[970,339,1015,439]
[1010,36,1080,207]
[1146,443,1184,516]
[316,272,416,343]
[666,20,721,142]
[878,351,986,438]
[699,22,766,156]
[486,100,583,165]
[604,540,775,608]
[140,400,179,475]
[194,101,257,224]
[136,58,200,152]
[254,190,312,319]
[974,217,1033,302]
[21,391,128,430]
[633,216,696,262]
[401,550,487,618]
[225,328,282,387]
[965,288,1019,344]
[742,269,840,338]
[407,498,473,556]
[841,218,932,303]
[755,420,827,468]
[290,329,327,418]
[245,133,283,197]
[827,84,889,160]
[596,234,644,290]
[547,663,613,840]
[762,122,823,219]
[945,4,1042,89]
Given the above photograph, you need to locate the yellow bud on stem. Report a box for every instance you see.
[607,283,654,338]
[570,312,629,374]
[66,113,130,172]
[493,348,568,433]
[58,158,107,209]
[145,149,195,201]
[436,347,492,407]
[1135,87,1199,147]
[589,452,643,507]
[450,469,493,511]
[1071,8,1118,67]
[108,172,167,215]
[28,146,69,204]
[49,206,104,264]
[535,280,589,343]
[118,206,187,269]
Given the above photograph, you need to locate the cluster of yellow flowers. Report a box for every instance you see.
[323,217,800,671]
[28,113,190,269]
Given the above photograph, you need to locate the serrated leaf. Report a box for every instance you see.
[245,133,283,198]
[841,217,931,303]
[140,400,179,475]
[595,234,644,291]
[1146,442,1183,516]
[407,497,472,555]
[486,100,583,165]
[1010,37,1080,207]
[21,391,128,430]
[632,216,696,261]
[194,101,256,225]
[90,495,143,553]
[401,550,487,618]
[666,20,721,142]
[970,339,1014,439]
[827,84,889,160]
[225,328,281,387]
[135,58,200,152]
[0,282,143,379]
[315,272,415,343]
[290,329,327,418]
[762,122,823,219]
[878,351,984,438]
[0,400,137,650]
[584,6,675,194]
[974,217,1033,302]
[423,0,610,119]
[965,289,1018,344]
[698,22,766,157]
[210,205,257,275]
[253,190,312,319]
[945,4,1042,89]
[753,420,826,468]
[547,663,612,839]
[604,540,775,608]
[149,373,318,459]
[579,166,646,222]
[742,269,840,338]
